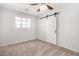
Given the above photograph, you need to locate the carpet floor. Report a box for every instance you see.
[0,39,79,56]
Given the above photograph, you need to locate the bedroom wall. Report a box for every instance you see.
[0,9,1,43]
[38,18,47,41]
[0,7,38,46]
[58,4,79,52]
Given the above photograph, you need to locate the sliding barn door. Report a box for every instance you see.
[46,16,56,44]
[38,16,56,44]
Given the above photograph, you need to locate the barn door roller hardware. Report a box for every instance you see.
[40,12,59,19]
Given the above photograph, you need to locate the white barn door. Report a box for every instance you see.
[38,16,56,44]
[46,16,56,44]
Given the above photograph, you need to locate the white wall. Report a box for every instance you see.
[0,7,38,46]
[38,18,47,41]
[58,4,79,52]
[0,9,1,42]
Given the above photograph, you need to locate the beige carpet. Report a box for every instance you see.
[0,39,79,56]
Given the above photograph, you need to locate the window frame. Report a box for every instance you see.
[15,16,31,29]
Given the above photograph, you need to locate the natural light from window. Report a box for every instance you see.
[15,17,21,28]
[15,16,31,29]
[26,19,31,28]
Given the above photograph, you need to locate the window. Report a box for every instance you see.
[15,16,31,29]
[15,17,21,28]
[22,18,27,28]
[26,19,31,28]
